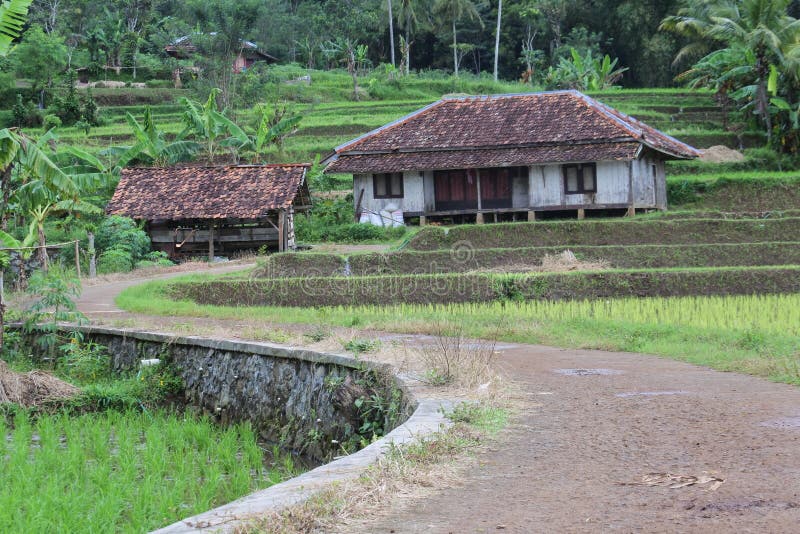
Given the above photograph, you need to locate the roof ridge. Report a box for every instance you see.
[124,163,311,171]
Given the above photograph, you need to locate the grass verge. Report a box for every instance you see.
[117,280,800,386]
[238,402,508,534]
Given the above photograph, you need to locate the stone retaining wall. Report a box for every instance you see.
[67,326,415,460]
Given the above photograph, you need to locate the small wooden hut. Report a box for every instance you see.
[106,165,311,260]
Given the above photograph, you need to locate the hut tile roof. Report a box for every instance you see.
[324,90,699,173]
[106,164,310,220]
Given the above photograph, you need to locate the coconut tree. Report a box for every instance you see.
[662,0,800,142]
[397,0,426,74]
[433,0,484,77]
[493,0,502,81]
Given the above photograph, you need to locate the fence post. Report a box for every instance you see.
[88,232,97,278]
[74,240,81,278]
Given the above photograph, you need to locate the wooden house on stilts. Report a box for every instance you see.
[106,164,311,259]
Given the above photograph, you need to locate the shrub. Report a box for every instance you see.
[145,79,173,88]
[42,114,62,130]
[134,251,174,269]
[96,216,151,261]
[98,248,134,273]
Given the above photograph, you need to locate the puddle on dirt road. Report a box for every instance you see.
[616,391,689,398]
[554,368,623,376]
[760,416,800,429]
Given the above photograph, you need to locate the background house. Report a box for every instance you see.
[106,164,311,259]
[323,91,699,224]
[165,34,278,74]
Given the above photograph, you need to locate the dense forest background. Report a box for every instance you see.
[17,0,800,87]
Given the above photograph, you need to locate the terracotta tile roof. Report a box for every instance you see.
[107,165,310,220]
[326,142,641,174]
[324,90,699,172]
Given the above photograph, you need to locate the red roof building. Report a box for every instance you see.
[323,90,699,223]
[107,165,311,258]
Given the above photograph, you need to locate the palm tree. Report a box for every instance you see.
[434,0,484,77]
[662,0,800,141]
[0,0,34,56]
[397,0,424,74]
[493,0,502,82]
[388,0,396,67]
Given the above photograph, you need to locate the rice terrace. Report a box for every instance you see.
[2,0,800,532]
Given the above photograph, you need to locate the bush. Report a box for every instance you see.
[42,114,62,130]
[134,250,174,269]
[145,79,173,88]
[96,216,151,261]
[98,248,134,273]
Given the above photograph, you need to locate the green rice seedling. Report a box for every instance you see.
[0,410,300,532]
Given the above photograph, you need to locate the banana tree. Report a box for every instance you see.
[0,0,34,57]
[226,103,302,163]
[179,88,250,163]
[26,199,102,272]
[104,108,199,167]
[0,228,34,349]
[0,128,77,230]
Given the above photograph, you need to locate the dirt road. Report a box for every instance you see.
[356,345,800,533]
[76,267,800,533]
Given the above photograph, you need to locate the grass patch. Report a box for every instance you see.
[163,266,800,307]
[117,281,800,386]
[404,218,800,251]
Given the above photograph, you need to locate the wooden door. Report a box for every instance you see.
[480,168,512,209]
[434,170,478,211]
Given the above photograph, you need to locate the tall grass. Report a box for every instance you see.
[117,279,800,384]
[0,409,298,533]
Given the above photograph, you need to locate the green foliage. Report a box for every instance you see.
[42,114,61,130]
[10,24,66,92]
[545,47,628,91]
[81,88,99,126]
[0,0,33,57]
[104,107,199,167]
[22,265,86,355]
[95,215,151,260]
[343,337,381,354]
[295,195,407,244]
[50,69,81,125]
[97,248,134,273]
[134,250,174,269]
[57,339,110,382]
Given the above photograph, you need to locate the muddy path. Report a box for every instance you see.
[352,345,800,533]
[75,266,800,533]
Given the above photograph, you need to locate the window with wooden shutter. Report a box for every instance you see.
[563,163,597,194]
[373,173,404,198]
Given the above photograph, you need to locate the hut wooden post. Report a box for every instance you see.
[278,210,285,252]
[208,222,214,262]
